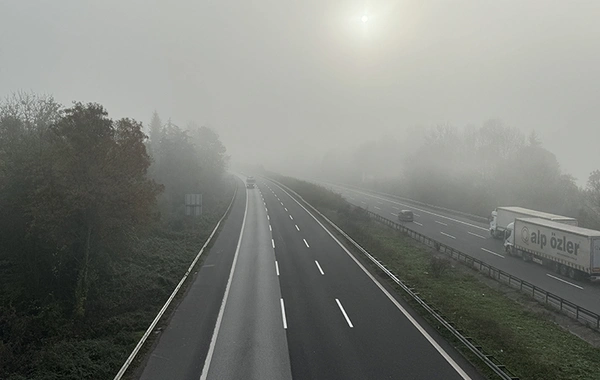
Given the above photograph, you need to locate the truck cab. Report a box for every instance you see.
[246,176,256,189]
[503,222,514,254]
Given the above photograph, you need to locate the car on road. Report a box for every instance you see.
[398,210,414,222]
[246,176,256,189]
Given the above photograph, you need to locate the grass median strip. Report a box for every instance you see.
[275,174,600,380]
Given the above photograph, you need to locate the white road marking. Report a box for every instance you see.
[481,248,504,258]
[315,261,324,275]
[330,185,487,232]
[280,299,288,329]
[280,202,284,206]
[275,261,280,276]
[295,224,300,231]
[468,231,487,239]
[303,239,310,248]
[289,215,294,220]
[199,188,249,380]
[374,206,381,210]
[440,232,456,239]
[269,224,272,232]
[272,238,275,249]
[285,207,288,212]
[435,220,448,226]
[267,215,270,220]
[413,213,421,217]
[273,181,473,380]
[414,221,423,226]
[391,213,398,217]
[335,299,354,328]
[547,274,584,290]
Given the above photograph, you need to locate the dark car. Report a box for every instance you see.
[398,210,414,222]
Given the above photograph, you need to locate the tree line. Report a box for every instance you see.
[0,91,228,322]
[317,120,600,229]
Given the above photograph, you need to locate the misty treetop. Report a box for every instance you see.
[0,93,229,318]
[317,120,600,229]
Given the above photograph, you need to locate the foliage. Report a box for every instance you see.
[0,95,232,379]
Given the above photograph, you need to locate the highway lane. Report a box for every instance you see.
[319,182,600,315]
[202,180,292,380]
[138,178,247,380]
[259,179,484,380]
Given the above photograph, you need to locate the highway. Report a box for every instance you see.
[317,181,600,316]
[136,176,484,379]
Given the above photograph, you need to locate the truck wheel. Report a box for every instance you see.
[559,264,568,277]
[568,267,580,280]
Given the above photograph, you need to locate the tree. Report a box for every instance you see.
[29,103,161,317]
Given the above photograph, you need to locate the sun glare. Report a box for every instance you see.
[361,15,369,23]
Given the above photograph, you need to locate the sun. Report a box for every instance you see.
[361,15,369,23]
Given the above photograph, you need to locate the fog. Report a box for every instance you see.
[2,0,599,184]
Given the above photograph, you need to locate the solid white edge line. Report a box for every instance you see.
[333,186,487,232]
[114,180,238,380]
[335,299,354,328]
[303,238,310,248]
[315,260,324,275]
[435,220,448,226]
[280,298,288,329]
[481,248,505,258]
[547,274,584,289]
[270,180,472,380]
[275,261,280,276]
[413,221,423,226]
[468,231,487,239]
[199,186,249,380]
[440,232,456,239]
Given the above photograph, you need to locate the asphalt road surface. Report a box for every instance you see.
[137,176,484,379]
[317,181,600,316]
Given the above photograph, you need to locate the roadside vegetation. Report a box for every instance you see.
[316,121,600,230]
[0,92,232,380]
[277,175,600,380]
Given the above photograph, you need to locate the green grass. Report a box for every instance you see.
[277,175,600,380]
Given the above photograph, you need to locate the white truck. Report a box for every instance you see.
[504,217,600,280]
[489,206,577,239]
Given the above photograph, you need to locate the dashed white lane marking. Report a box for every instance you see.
[468,231,487,239]
[275,261,280,276]
[414,221,423,226]
[271,238,275,248]
[267,215,270,220]
[280,299,288,329]
[315,260,324,275]
[289,215,294,220]
[303,239,310,248]
[546,274,583,290]
[440,232,456,239]
[295,225,300,231]
[374,206,381,210]
[269,224,272,232]
[335,299,354,328]
[481,248,504,258]
[391,213,397,217]
[285,207,288,212]
[435,220,448,226]
[413,213,421,217]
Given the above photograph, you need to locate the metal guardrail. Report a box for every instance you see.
[318,179,490,223]
[368,211,600,330]
[270,178,519,380]
[114,178,239,380]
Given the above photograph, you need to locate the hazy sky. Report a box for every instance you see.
[1,1,599,184]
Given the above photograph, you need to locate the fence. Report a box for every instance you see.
[368,210,600,330]
[271,178,519,380]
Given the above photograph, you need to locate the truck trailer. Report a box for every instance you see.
[504,217,600,280]
[489,206,577,239]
